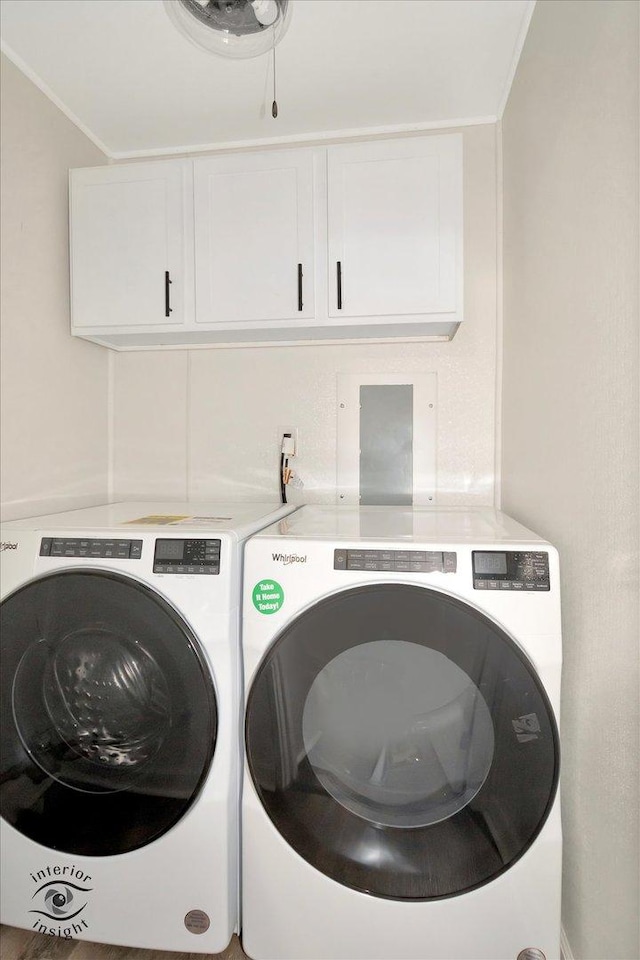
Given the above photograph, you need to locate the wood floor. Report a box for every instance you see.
[0,926,249,960]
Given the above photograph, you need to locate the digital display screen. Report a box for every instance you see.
[155,539,185,561]
[474,552,508,575]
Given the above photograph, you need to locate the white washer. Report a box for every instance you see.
[242,506,562,960]
[0,500,295,953]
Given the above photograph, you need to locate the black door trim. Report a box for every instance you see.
[1,570,218,856]
[246,583,560,900]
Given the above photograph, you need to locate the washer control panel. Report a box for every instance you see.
[40,537,142,559]
[153,539,221,575]
[472,551,550,591]
[334,549,457,573]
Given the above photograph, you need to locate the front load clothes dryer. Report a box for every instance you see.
[0,500,295,953]
[241,505,562,960]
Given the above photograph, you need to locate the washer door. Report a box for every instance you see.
[245,584,559,900]
[0,570,217,856]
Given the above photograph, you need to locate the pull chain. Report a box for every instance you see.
[272,44,278,118]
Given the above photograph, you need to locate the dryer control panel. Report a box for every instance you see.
[472,551,549,591]
[334,549,457,573]
[153,539,221,575]
[40,537,143,559]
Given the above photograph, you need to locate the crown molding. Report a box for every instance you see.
[1,40,113,156]
[110,116,498,160]
[497,0,537,118]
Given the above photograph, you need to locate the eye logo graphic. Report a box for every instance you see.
[30,880,92,922]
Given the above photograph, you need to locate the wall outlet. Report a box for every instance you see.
[277,426,299,456]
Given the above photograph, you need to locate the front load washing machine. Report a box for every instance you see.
[0,500,294,953]
[241,505,562,960]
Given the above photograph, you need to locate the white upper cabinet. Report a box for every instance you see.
[69,134,463,349]
[327,135,462,322]
[194,149,315,325]
[70,160,193,334]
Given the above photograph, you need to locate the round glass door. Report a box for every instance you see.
[245,584,559,900]
[0,570,217,856]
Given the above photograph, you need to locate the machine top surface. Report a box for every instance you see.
[252,505,551,546]
[1,501,293,539]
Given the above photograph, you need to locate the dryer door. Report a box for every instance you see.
[0,570,217,856]
[245,583,559,900]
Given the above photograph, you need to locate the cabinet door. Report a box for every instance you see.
[194,150,315,324]
[327,135,462,319]
[70,160,192,330]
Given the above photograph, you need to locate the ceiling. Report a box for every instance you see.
[0,0,535,158]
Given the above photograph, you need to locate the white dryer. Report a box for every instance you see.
[0,500,294,953]
[241,506,562,960]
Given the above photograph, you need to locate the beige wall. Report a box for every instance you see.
[501,3,639,958]
[111,124,499,507]
[0,56,498,511]
[0,54,109,521]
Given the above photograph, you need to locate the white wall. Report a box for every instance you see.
[0,54,109,521]
[111,124,499,507]
[501,2,639,958]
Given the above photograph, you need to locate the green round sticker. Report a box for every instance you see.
[252,579,284,615]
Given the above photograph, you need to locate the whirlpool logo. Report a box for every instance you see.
[29,866,93,939]
[272,552,307,566]
[0,541,18,551]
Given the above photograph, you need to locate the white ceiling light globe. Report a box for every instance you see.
[163,0,292,60]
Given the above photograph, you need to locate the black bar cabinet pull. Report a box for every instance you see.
[336,261,342,310]
[297,263,303,311]
[165,271,172,317]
